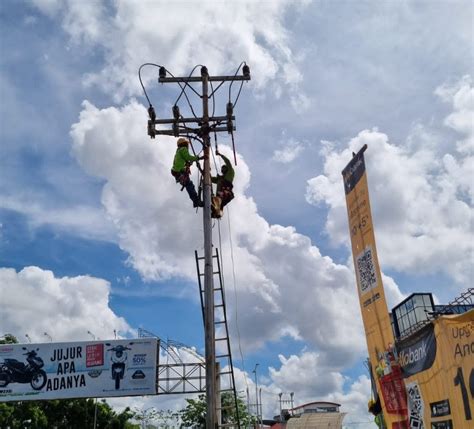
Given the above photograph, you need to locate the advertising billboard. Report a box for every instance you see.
[342,145,406,427]
[342,146,474,428]
[0,338,159,402]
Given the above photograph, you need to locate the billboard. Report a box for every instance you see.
[341,145,405,427]
[342,146,474,428]
[0,338,159,402]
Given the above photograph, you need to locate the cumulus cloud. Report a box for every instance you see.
[0,266,132,342]
[70,100,367,367]
[306,77,474,289]
[272,139,304,163]
[31,0,309,106]
[249,351,376,428]
[1,195,115,242]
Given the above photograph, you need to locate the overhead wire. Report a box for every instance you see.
[225,205,249,394]
[167,66,202,119]
[173,65,202,103]
[210,139,249,395]
[228,62,246,108]
[138,62,163,107]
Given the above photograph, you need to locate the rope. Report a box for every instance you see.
[224,205,249,395]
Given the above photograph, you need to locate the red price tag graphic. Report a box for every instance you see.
[86,344,104,367]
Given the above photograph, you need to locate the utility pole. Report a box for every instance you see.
[253,363,259,428]
[147,64,250,429]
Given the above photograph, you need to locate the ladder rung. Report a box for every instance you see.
[216,337,228,341]
[215,304,224,308]
[219,370,233,376]
[219,388,235,393]
[218,423,238,428]
[215,320,226,325]
[217,405,235,411]
[216,354,230,359]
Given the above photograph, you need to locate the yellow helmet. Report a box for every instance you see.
[368,399,375,410]
[177,137,189,147]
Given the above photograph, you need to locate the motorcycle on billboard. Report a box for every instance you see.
[0,347,47,390]
[105,342,133,390]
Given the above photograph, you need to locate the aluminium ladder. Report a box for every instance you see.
[195,248,241,429]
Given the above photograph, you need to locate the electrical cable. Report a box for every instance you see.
[168,66,202,119]
[138,62,163,106]
[228,62,245,103]
[225,205,249,395]
[173,65,202,104]
[232,80,245,109]
[210,80,217,118]
[210,142,247,391]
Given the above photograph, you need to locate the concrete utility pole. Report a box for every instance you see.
[148,64,250,429]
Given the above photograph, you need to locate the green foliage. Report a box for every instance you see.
[180,394,207,428]
[180,392,256,428]
[0,333,19,344]
[0,398,136,428]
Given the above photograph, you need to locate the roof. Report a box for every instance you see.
[286,412,347,429]
[291,401,341,410]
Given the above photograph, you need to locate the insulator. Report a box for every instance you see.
[148,105,156,122]
[227,119,233,134]
[243,64,250,78]
[201,66,208,77]
[172,105,180,120]
[147,121,155,139]
[159,66,166,79]
[226,102,233,118]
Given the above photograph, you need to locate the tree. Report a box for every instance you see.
[180,392,256,428]
[0,333,18,344]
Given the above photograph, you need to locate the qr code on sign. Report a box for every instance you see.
[356,246,377,295]
[407,381,424,429]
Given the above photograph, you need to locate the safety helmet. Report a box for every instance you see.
[177,137,189,147]
[368,399,375,410]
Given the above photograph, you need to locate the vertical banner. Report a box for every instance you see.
[342,145,408,427]
[342,146,474,428]
[0,338,159,402]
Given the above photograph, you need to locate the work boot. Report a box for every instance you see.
[193,199,203,208]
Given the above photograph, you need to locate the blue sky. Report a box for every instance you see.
[1,1,473,426]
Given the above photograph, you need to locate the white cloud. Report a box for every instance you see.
[32,0,309,104]
[272,139,304,164]
[70,100,369,366]
[256,351,376,428]
[435,75,474,154]
[1,195,115,242]
[0,266,132,342]
[306,77,474,289]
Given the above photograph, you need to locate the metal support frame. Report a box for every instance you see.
[157,363,206,395]
[148,65,250,429]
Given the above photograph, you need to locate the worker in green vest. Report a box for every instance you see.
[171,137,204,208]
[211,150,235,218]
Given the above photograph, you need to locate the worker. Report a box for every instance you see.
[211,149,235,218]
[368,397,386,429]
[171,137,204,208]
